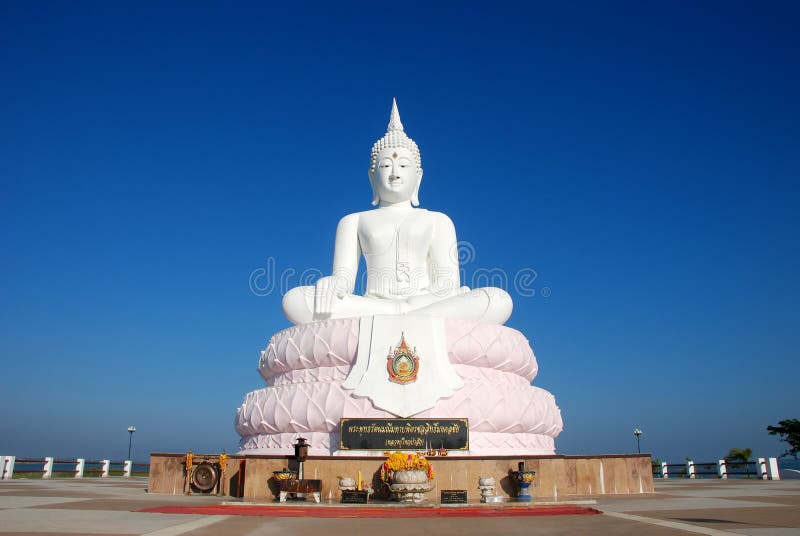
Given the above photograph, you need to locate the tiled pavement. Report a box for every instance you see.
[0,477,798,535]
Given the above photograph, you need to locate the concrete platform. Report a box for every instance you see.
[0,477,798,535]
[148,452,655,501]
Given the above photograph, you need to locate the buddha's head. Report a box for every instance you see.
[369,99,423,206]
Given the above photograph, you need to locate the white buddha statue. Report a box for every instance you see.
[237,100,563,454]
[282,99,513,325]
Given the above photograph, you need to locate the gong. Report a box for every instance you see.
[191,462,219,492]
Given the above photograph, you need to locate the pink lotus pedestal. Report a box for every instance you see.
[235,317,563,456]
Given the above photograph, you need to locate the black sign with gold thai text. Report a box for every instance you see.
[339,418,469,450]
[441,490,468,504]
[340,490,369,503]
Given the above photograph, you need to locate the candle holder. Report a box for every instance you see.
[478,476,502,503]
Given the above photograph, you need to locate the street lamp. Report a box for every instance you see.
[633,428,643,454]
[127,426,136,461]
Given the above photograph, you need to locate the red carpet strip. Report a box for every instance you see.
[139,504,600,518]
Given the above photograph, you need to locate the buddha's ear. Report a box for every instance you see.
[369,169,380,206]
[411,169,423,207]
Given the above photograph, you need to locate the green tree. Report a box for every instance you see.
[725,448,753,474]
[651,458,661,476]
[767,419,800,458]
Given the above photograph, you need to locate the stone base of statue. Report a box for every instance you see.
[235,315,562,456]
[148,451,655,501]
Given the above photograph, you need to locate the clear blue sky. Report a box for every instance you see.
[1,1,798,464]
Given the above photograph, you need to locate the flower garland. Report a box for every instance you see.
[185,450,193,471]
[218,451,227,474]
[380,451,434,482]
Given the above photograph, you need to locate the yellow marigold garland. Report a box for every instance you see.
[185,450,193,471]
[219,451,227,473]
[381,451,434,482]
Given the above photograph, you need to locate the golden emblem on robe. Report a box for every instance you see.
[387,333,419,384]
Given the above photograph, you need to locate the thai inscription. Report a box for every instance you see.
[441,490,468,504]
[339,418,468,450]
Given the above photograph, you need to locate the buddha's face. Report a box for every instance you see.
[369,147,422,205]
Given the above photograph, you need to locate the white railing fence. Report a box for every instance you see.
[0,455,149,479]
[655,457,780,480]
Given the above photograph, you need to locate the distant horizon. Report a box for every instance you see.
[5,423,796,466]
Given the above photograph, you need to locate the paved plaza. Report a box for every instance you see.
[0,477,798,535]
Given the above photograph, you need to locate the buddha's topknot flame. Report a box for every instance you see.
[370,98,422,172]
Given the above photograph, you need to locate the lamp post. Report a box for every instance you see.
[127,426,136,461]
[633,428,643,454]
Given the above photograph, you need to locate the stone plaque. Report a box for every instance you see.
[441,490,468,504]
[340,490,369,504]
[339,418,469,451]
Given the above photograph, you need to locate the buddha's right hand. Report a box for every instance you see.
[314,276,347,316]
